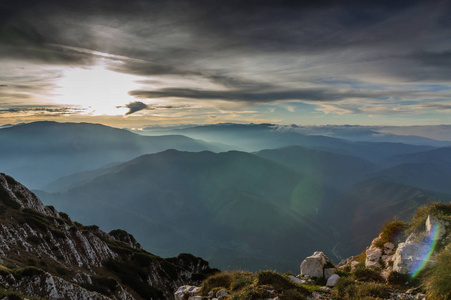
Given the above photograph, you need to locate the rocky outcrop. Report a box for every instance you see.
[300,251,335,279]
[0,173,217,299]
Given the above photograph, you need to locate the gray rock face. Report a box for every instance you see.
[0,173,217,299]
[300,251,334,278]
[0,269,125,300]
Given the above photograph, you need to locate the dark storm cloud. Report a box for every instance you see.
[0,105,84,115]
[129,87,394,103]
[1,0,451,111]
[125,101,149,115]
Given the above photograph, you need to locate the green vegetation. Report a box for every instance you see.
[374,218,407,249]
[80,276,118,297]
[353,267,384,283]
[409,202,451,233]
[0,184,21,209]
[104,259,163,299]
[333,277,391,300]
[423,244,451,300]
[200,270,310,299]
[20,208,53,232]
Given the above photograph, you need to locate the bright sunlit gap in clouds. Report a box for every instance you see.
[56,63,142,116]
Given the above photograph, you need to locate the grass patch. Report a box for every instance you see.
[409,202,451,233]
[422,244,451,300]
[104,259,163,299]
[200,272,233,295]
[333,277,391,300]
[200,270,310,299]
[353,267,384,283]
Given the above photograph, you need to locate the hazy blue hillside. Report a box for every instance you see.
[160,123,435,161]
[255,146,378,189]
[36,141,451,272]
[38,149,338,272]
[370,162,451,194]
[384,146,451,166]
[325,179,451,258]
[0,121,220,189]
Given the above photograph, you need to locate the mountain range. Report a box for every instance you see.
[2,121,450,272]
[0,121,220,189]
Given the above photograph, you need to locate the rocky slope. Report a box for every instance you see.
[177,202,450,300]
[0,173,218,299]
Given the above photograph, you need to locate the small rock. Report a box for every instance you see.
[384,242,395,254]
[216,288,228,298]
[288,275,304,284]
[416,293,426,300]
[326,274,340,287]
[208,291,214,298]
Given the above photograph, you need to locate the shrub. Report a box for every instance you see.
[355,282,391,299]
[257,270,298,291]
[353,267,384,283]
[409,202,451,233]
[422,245,451,300]
[333,277,356,299]
[104,259,163,299]
[200,272,233,295]
[231,272,254,291]
[374,218,407,248]
[386,271,419,287]
[333,278,390,300]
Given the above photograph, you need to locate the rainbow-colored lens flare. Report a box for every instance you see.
[410,224,440,278]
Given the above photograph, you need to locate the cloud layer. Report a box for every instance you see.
[1,0,451,125]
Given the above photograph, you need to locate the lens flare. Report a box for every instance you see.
[410,224,440,278]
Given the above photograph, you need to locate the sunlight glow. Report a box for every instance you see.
[56,63,141,115]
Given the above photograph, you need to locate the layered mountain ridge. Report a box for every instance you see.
[0,173,218,299]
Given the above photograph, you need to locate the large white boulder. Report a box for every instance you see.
[300,251,333,278]
[392,241,428,274]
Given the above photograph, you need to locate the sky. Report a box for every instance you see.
[1,0,451,127]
